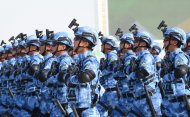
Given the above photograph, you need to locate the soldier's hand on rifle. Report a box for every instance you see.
[67,64,79,75]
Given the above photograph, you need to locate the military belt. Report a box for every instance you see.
[144,78,154,85]
[98,101,109,110]
[169,95,190,102]
[105,87,117,92]
[68,98,76,102]
[122,92,135,98]
[135,90,156,100]
[57,84,64,88]
[27,92,38,96]
[80,83,87,87]
[47,83,54,88]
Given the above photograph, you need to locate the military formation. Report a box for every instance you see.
[0,19,190,117]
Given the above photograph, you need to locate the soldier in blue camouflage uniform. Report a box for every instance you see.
[150,42,164,99]
[22,35,44,116]
[0,42,10,116]
[127,31,162,116]
[6,38,22,116]
[12,35,31,117]
[160,27,190,116]
[35,30,57,116]
[150,42,162,66]
[97,35,119,116]
[66,23,100,117]
[47,32,75,117]
[113,33,137,116]
[0,42,17,116]
[185,32,190,56]
[185,32,190,88]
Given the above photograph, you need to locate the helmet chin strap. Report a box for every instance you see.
[42,44,52,55]
[121,43,133,53]
[102,43,113,54]
[28,46,39,54]
[133,41,147,52]
[74,39,90,54]
[53,44,68,55]
[164,39,174,51]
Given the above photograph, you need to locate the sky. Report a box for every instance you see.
[0,0,98,42]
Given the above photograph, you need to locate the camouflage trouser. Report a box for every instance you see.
[50,104,66,117]
[23,96,39,112]
[112,97,135,117]
[10,95,30,117]
[0,105,8,115]
[97,90,119,116]
[161,98,190,117]
[131,92,162,117]
[0,95,10,115]
[69,107,100,117]
[39,99,54,115]
[11,108,30,117]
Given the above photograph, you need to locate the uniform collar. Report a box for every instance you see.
[30,52,40,57]
[169,48,182,61]
[105,50,117,59]
[123,50,135,58]
[44,53,53,60]
[77,50,93,61]
[56,52,69,61]
[137,49,150,58]
[153,55,158,58]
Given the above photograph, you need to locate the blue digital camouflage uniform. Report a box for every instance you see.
[97,50,118,116]
[0,42,17,115]
[11,55,31,117]
[38,53,56,115]
[50,53,74,117]
[0,60,9,115]
[23,53,43,112]
[129,49,162,116]
[66,51,100,117]
[161,48,190,116]
[22,35,44,113]
[160,27,190,116]
[186,32,190,56]
[113,50,137,116]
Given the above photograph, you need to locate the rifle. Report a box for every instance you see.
[116,83,122,98]
[183,94,190,116]
[144,84,157,117]
[54,99,68,116]
[8,87,14,98]
[71,105,79,117]
[68,18,79,32]
[158,81,165,98]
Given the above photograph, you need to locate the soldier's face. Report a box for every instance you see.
[1,53,7,59]
[12,50,16,56]
[117,52,124,58]
[68,49,75,57]
[30,46,38,51]
[186,41,190,47]
[40,45,45,54]
[101,43,112,53]
[7,52,13,59]
[120,42,131,52]
[20,47,29,54]
[52,44,57,53]
[17,48,21,54]
[151,49,158,55]
[74,38,89,53]
[163,37,169,50]
[45,45,52,52]
[134,40,147,53]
